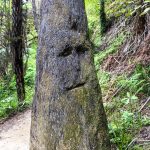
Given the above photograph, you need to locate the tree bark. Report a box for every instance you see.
[11,0,25,102]
[133,0,146,35]
[100,0,107,36]
[30,0,111,149]
[32,0,40,31]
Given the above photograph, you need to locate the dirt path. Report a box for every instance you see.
[0,110,31,150]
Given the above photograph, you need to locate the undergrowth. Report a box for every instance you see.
[85,0,101,46]
[95,33,150,149]
[0,2,37,119]
[0,42,36,119]
[94,32,126,70]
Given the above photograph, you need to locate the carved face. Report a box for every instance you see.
[38,27,92,92]
[36,0,91,92]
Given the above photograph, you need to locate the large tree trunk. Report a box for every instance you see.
[32,0,41,31]
[11,0,25,102]
[30,0,111,149]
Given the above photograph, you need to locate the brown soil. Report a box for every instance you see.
[101,33,150,75]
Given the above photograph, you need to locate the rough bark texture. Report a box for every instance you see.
[30,0,111,149]
[11,0,25,102]
[32,0,41,31]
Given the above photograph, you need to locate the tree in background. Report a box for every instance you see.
[0,0,12,78]
[11,0,25,102]
[100,0,107,36]
[30,0,111,149]
[133,0,146,35]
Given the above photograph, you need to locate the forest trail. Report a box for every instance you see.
[0,110,31,150]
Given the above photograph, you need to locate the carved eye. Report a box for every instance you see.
[71,21,78,31]
[76,45,88,54]
[58,45,73,57]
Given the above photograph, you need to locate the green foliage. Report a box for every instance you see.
[116,73,145,97]
[85,0,101,46]
[115,64,150,98]
[0,44,36,118]
[134,64,150,96]
[109,110,142,150]
[25,43,36,87]
[0,46,36,118]
[97,70,110,88]
[106,0,150,19]
[94,32,126,69]
[99,67,150,149]
[0,1,37,118]
[95,32,150,149]
[106,0,133,18]
[0,95,18,118]
[85,0,150,48]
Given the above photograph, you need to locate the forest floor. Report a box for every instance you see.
[0,110,31,150]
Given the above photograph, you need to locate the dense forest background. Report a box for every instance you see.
[0,0,150,149]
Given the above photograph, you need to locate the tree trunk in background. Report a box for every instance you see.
[133,0,146,34]
[30,0,111,149]
[100,0,107,36]
[11,0,25,102]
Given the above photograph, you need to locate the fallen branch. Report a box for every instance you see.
[138,97,150,113]
[125,138,137,150]
[137,140,150,143]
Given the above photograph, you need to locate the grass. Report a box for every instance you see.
[85,0,101,46]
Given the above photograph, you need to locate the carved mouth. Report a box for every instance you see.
[66,82,86,91]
